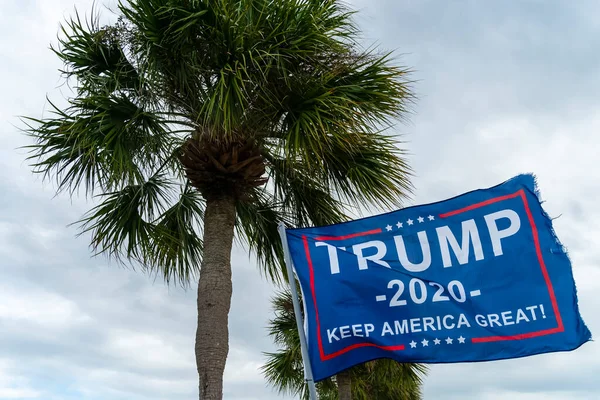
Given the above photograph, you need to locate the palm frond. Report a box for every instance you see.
[147,183,205,284]
[266,290,298,348]
[23,92,173,195]
[264,50,413,177]
[54,8,142,95]
[351,359,427,400]
[235,190,291,283]
[325,52,414,127]
[118,0,212,115]
[262,347,308,398]
[265,154,349,227]
[76,172,174,261]
[320,132,414,209]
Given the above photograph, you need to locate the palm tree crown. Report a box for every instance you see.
[22,1,414,398]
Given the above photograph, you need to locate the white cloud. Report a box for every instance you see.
[0,285,90,329]
[0,360,41,399]
[2,0,599,399]
[471,391,591,400]
[224,344,266,385]
[105,330,194,370]
[0,389,41,400]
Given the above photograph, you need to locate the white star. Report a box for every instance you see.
[445,337,453,344]
[433,338,441,345]
[428,215,435,221]
[421,339,429,347]
[417,216,424,223]
[385,224,392,231]
[409,340,417,348]
[396,221,403,228]
[458,336,466,344]
[407,219,414,226]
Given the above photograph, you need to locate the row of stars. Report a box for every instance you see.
[385,215,435,231]
[409,336,467,348]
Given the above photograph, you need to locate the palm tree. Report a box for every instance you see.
[263,290,426,399]
[22,1,414,398]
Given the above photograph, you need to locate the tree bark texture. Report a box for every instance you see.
[195,196,236,400]
[337,370,352,400]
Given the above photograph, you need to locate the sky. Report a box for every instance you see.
[1,0,599,399]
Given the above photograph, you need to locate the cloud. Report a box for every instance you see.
[0,360,41,399]
[1,0,599,399]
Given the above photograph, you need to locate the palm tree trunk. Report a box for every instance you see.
[337,370,352,400]
[195,195,236,400]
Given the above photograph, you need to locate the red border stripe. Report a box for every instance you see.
[315,228,382,241]
[439,192,521,218]
[518,190,564,333]
[325,343,405,360]
[303,235,326,361]
[472,327,563,343]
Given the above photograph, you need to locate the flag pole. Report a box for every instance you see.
[278,222,318,400]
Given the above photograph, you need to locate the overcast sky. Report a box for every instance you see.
[1,0,599,399]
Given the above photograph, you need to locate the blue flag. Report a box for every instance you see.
[284,174,591,382]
